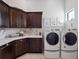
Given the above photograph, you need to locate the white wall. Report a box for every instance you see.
[2,0,44,11]
[43,0,64,26]
[64,0,78,29]
[2,0,64,26]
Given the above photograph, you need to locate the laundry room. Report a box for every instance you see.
[0,0,78,59]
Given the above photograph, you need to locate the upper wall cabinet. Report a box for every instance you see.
[9,8,17,28]
[0,1,42,28]
[27,12,42,28]
[9,8,28,28]
[10,11,42,28]
[16,10,28,28]
[0,1,10,28]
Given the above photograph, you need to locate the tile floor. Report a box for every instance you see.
[16,53,45,59]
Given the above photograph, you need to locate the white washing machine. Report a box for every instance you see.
[44,27,61,59]
[61,28,78,59]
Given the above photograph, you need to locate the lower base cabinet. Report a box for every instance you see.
[0,38,43,59]
[13,38,43,58]
[0,43,14,59]
[13,38,29,58]
[29,38,43,53]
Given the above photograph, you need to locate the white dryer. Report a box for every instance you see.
[44,27,61,59]
[61,28,78,59]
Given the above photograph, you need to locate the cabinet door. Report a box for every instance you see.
[10,8,28,28]
[10,8,17,28]
[21,13,28,28]
[21,39,29,53]
[29,38,43,53]
[16,10,22,28]
[14,40,23,57]
[0,44,13,59]
[0,1,10,28]
[27,12,42,28]
[14,39,29,57]
[17,11,27,28]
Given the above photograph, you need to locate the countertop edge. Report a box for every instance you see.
[0,35,43,47]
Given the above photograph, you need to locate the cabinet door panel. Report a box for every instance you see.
[27,12,42,28]
[10,8,17,28]
[21,13,27,28]
[21,39,29,53]
[16,11,22,28]
[10,8,28,28]
[14,40,23,57]
[17,12,27,28]
[0,1,10,28]
[29,38,43,53]
[0,44,13,59]
[14,39,29,57]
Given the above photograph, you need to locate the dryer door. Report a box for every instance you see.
[64,32,77,46]
[46,32,59,45]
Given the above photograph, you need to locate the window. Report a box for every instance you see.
[66,8,75,21]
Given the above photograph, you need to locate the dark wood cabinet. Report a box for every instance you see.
[22,38,29,53]
[0,1,42,28]
[13,38,43,57]
[16,11,28,28]
[27,12,42,28]
[9,8,17,28]
[10,11,42,28]
[0,43,14,59]
[9,8,28,28]
[0,1,10,28]
[0,38,43,59]
[29,38,43,53]
[13,39,29,57]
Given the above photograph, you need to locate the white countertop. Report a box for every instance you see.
[0,35,42,46]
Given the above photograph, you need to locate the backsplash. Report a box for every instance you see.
[0,28,42,39]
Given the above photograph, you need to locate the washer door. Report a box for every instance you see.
[46,32,59,45]
[64,32,77,46]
